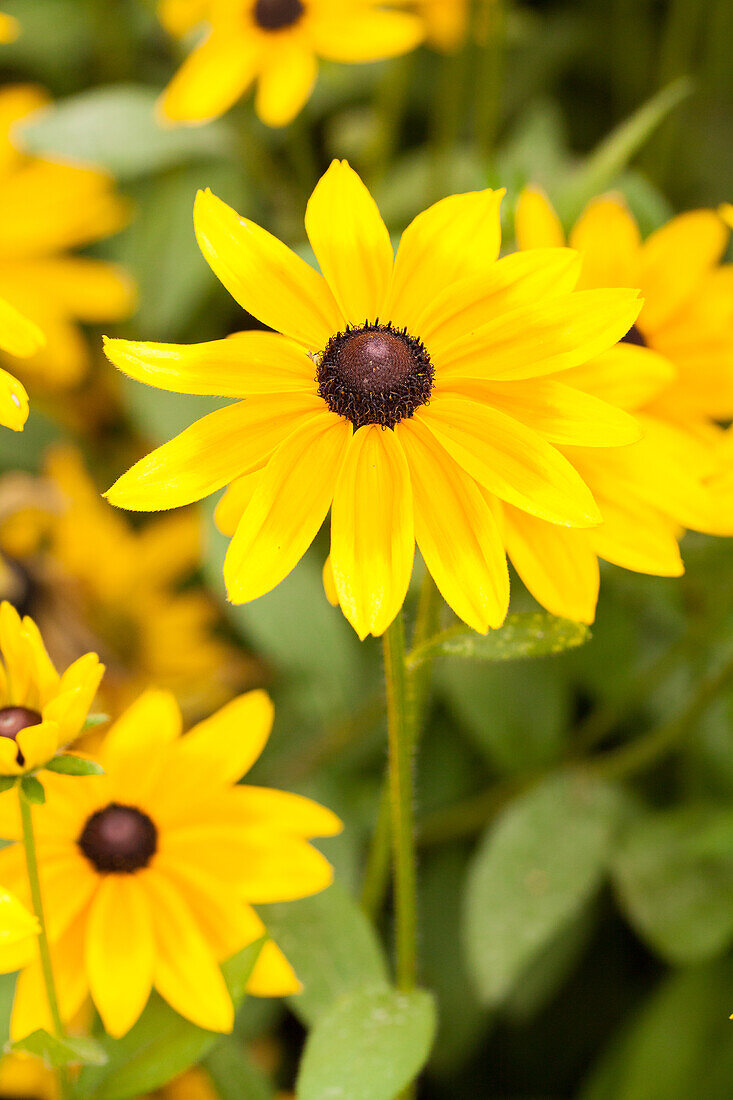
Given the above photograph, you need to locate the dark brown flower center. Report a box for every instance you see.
[253,0,305,31]
[0,706,41,766]
[78,803,158,874]
[622,323,647,348]
[317,322,434,430]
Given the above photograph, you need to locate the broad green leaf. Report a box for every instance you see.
[20,776,45,805]
[17,85,234,180]
[408,613,590,670]
[258,884,389,1027]
[80,939,263,1099]
[205,1037,275,1100]
[611,805,733,965]
[463,770,623,1005]
[9,1028,107,1067]
[580,961,733,1100]
[559,77,692,220]
[296,986,436,1100]
[45,755,104,777]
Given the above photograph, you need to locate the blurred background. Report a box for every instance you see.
[0,1,732,1096]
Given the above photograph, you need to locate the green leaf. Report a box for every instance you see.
[17,85,234,181]
[9,1028,107,1067]
[205,1037,275,1100]
[559,77,693,220]
[258,883,389,1027]
[611,805,733,965]
[463,770,623,1005]
[82,714,110,731]
[296,986,436,1100]
[80,939,264,1100]
[0,778,17,795]
[408,613,590,670]
[20,776,45,805]
[45,755,104,777]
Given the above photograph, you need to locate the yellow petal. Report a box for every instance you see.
[322,553,339,606]
[159,32,260,125]
[569,195,642,290]
[12,258,135,322]
[224,786,342,838]
[106,393,322,511]
[16,719,60,772]
[86,876,154,1037]
[396,418,509,632]
[176,689,274,786]
[589,494,684,576]
[143,871,234,1033]
[224,410,352,603]
[438,377,642,447]
[305,160,393,326]
[0,295,45,358]
[330,425,414,640]
[503,503,599,624]
[310,9,424,62]
[0,14,19,42]
[419,396,601,527]
[437,288,642,381]
[102,688,182,794]
[246,939,300,997]
[104,331,314,398]
[515,187,565,250]
[388,189,505,332]
[214,471,260,536]
[11,916,89,1040]
[0,890,38,958]
[254,41,317,128]
[638,210,729,334]
[194,188,342,349]
[0,366,28,431]
[158,0,208,36]
[561,342,675,411]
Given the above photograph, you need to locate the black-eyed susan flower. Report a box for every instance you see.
[159,1,424,128]
[0,687,341,1038]
[0,601,103,776]
[500,188,733,623]
[0,298,44,431]
[0,86,134,391]
[0,447,252,718]
[105,161,641,639]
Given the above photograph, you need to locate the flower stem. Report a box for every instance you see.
[382,611,418,993]
[18,787,72,1099]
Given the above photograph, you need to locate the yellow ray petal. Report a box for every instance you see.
[589,495,684,576]
[419,396,601,527]
[503,503,599,624]
[437,288,642,381]
[254,40,317,128]
[569,195,642,290]
[0,296,45,358]
[16,719,59,771]
[388,189,505,332]
[9,258,135,322]
[194,188,343,349]
[104,331,315,398]
[11,916,89,1040]
[159,32,260,125]
[0,366,28,431]
[438,377,642,447]
[102,688,182,791]
[515,187,565,250]
[158,0,208,36]
[86,876,154,1037]
[638,209,729,334]
[0,14,19,42]
[330,425,414,640]
[214,470,260,536]
[561,342,675,412]
[247,939,300,997]
[305,160,393,326]
[224,410,352,603]
[106,393,321,511]
[310,9,424,62]
[176,689,274,787]
[396,418,509,632]
[222,786,343,838]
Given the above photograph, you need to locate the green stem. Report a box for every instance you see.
[382,612,418,993]
[19,787,72,1100]
[360,782,392,919]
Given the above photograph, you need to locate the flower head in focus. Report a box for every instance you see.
[105,160,642,639]
[0,601,103,776]
[159,0,425,127]
[499,188,733,623]
[0,86,134,392]
[0,687,340,1038]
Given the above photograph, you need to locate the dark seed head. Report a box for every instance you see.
[253,0,305,31]
[317,321,434,430]
[0,706,42,741]
[78,803,158,874]
[622,323,647,348]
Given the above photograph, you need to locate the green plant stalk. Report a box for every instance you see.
[18,787,73,1100]
[382,612,418,994]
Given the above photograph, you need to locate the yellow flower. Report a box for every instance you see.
[159,0,210,37]
[0,687,341,1038]
[0,85,134,391]
[0,447,252,718]
[105,161,641,638]
[0,298,45,431]
[0,14,19,43]
[500,188,733,623]
[0,601,104,776]
[159,0,425,128]
[0,888,38,973]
